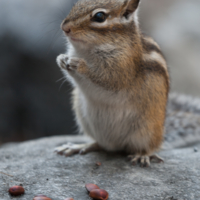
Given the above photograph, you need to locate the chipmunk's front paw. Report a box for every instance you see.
[56,54,85,72]
[67,57,87,74]
[56,54,69,70]
[67,58,81,71]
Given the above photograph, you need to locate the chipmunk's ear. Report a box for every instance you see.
[122,0,140,20]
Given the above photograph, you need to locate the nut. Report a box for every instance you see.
[85,183,100,193]
[8,185,25,196]
[89,189,109,200]
[64,198,74,200]
[33,195,52,200]
[96,162,102,166]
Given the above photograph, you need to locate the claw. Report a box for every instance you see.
[150,154,164,163]
[79,148,87,155]
[140,156,150,167]
[130,155,140,165]
[128,154,163,167]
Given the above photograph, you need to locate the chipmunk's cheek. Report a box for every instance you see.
[68,37,89,50]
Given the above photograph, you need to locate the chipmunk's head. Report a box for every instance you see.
[61,0,140,50]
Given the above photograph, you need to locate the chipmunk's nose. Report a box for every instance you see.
[62,23,71,34]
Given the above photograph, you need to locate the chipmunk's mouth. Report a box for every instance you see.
[70,37,85,43]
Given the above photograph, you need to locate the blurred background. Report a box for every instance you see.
[0,0,200,144]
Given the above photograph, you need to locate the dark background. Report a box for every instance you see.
[0,0,200,144]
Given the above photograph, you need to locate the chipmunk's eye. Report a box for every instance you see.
[93,12,107,23]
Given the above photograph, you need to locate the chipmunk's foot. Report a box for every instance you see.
[54,142,101,157]
[128,154,164,167]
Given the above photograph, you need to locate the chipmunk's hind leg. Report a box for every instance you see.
[54,142,101,157]
[128,154,164,167]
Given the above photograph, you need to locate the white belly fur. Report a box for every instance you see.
[73,87,138,152]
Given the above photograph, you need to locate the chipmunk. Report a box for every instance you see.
[55,0,170,167]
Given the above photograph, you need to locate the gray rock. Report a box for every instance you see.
[164,94,200,149]
[0,136,200,200]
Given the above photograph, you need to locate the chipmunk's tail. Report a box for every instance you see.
[163,93,200,149]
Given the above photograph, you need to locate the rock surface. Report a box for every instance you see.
[0,136,200,200]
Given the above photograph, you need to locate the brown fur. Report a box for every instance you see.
[57,0,170,166]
